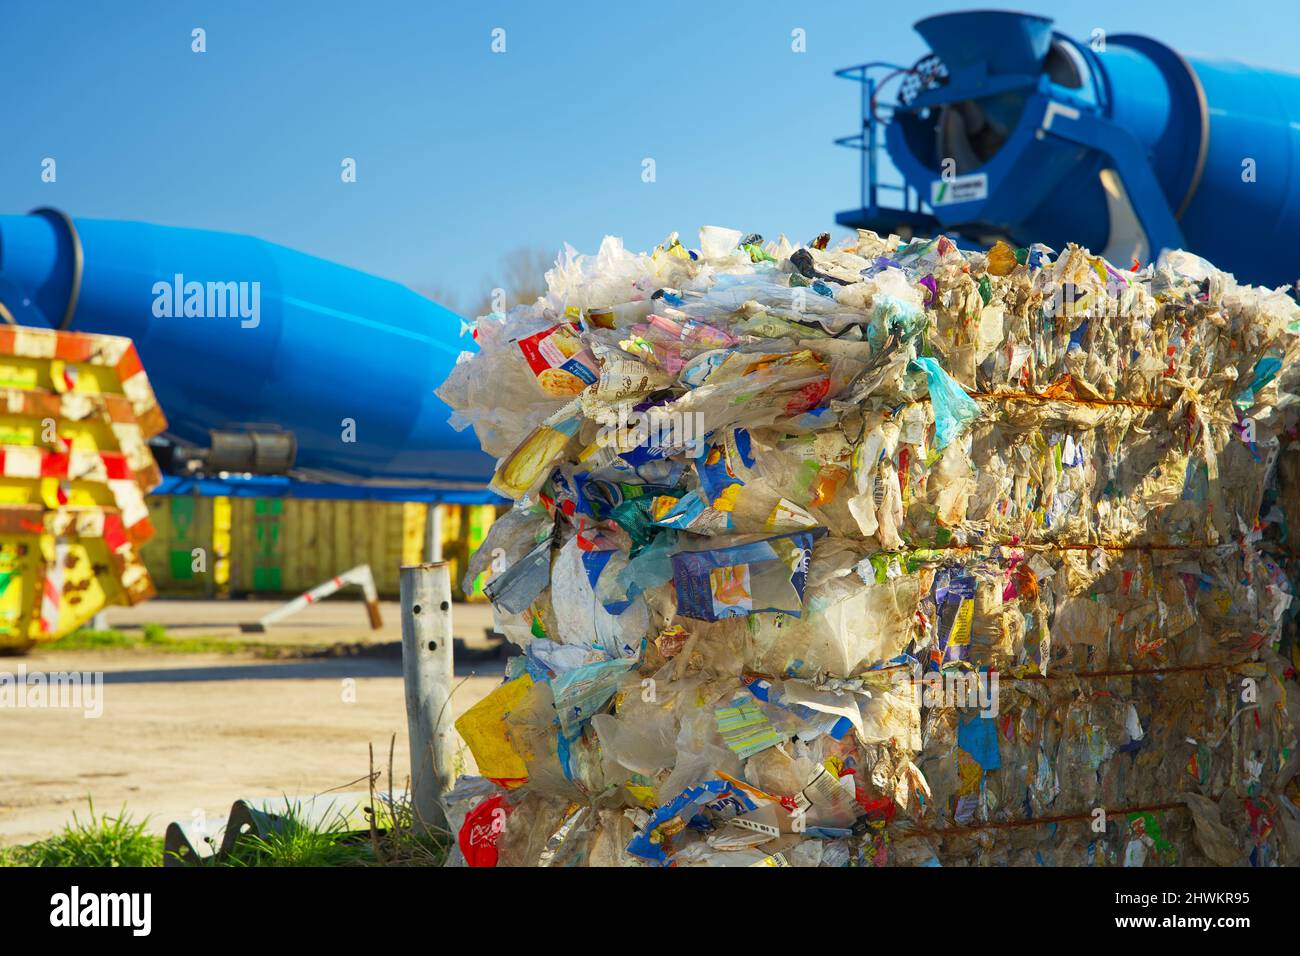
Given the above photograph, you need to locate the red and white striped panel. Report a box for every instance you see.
[38,537,67,634]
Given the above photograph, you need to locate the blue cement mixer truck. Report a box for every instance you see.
[0,209,494,492]
[835,9,1300,290]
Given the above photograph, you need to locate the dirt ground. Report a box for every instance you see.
[104,594,501,647]
[0,600,504,846]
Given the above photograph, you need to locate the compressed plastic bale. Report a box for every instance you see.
[438,224,1300,867]
[1184,792,1246,866]
[747,569,920,678]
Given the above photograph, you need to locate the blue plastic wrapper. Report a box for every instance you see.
[670,528,826,621]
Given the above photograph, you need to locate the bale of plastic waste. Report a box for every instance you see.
[436,227,1300,867]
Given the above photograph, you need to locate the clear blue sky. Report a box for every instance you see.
[2,0,1285,312]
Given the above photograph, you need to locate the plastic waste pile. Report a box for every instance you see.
[437,225,1300,867]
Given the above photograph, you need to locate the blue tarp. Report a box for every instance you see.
[153,473,503,504]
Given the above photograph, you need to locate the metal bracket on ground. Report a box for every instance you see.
[163,790,403,866]
[240,564,383,633]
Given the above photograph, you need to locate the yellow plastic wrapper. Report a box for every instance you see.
[454,674,535,787]
[986,239,1020,276]
[489,400,582,500]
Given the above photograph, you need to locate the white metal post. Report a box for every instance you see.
[425,504,445,563]
[400,562,455,833]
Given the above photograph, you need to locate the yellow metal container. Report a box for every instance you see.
[137,494,219,595]
[141,499,503,600]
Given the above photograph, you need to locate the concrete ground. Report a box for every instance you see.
[0,599,505,846]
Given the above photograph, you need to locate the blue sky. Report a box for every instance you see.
[2,0,1287,313]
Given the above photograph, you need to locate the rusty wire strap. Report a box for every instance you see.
[893,802,1190,841]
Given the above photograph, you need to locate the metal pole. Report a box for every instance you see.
[425,504,445,563]
[400,562,455,833]
[866,76,878,214]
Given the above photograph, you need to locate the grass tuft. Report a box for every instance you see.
[0,739,455,868]
[220,802,375,867]
[1,800,162,867]
[50,624,283,657]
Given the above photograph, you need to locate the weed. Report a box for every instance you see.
[1,800,162,867]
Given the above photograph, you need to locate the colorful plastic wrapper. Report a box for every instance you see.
[437,227,1300,867]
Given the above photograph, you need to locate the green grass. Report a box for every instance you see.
[217,793,450,867]
[1,739,454,868]
[0,800,448,868]
[49,624,286,657]
[1,794,451,868]
[0,801,162,867]
[221,806,376,867]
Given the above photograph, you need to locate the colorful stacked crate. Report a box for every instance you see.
[0,327,165,650]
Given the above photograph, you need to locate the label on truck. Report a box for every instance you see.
[931,173,988,206]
